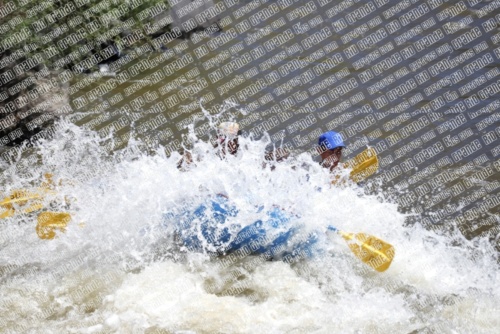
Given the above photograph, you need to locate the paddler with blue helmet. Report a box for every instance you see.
[231,130,348,259]
[318,130,345,172]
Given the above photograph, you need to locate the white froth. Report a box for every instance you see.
[0,121,498,333]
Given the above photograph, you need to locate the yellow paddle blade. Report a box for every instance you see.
[339,231,395,272]
[1,190,42,206]
[1,190,40,219]
[343,147,379,183]
[0,187,58,219]
[0,207,15,219]
[36,212,71,240]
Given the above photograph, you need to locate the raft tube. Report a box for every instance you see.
[165,195,322,262]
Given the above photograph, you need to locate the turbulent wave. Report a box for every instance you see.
[0,121,498,333]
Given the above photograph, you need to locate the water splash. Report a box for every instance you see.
[0,120,498,333]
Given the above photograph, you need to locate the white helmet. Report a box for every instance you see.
[217,122,240,137]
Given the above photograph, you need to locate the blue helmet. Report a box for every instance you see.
[318,131,345,150]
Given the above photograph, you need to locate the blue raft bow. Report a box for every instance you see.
[164,195,323,262]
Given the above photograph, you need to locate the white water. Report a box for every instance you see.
[0,121,498,333]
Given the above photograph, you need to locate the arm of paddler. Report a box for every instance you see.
[262,147,290,170]
[177,150,198,171]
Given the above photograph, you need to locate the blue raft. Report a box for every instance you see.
[165,195,323,262]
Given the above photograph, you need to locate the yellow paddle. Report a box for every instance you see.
[344,147,379,183]
[328,226,395,272]
[36,211,72,240]
[1,175,74,240]
[0,190,51,218]
[0,174,58,219]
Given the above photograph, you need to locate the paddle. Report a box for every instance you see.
[344,147,379,183]
[0,174,58,219]
[36,211,72,240]
[327,225,394,272]
[1,175,73,240]
[0,190,51,219]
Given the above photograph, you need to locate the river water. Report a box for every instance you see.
[0,122,498,333]
[1,0,499,333]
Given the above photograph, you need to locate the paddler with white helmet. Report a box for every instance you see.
[177,122,241,170]
[214,121,240,157]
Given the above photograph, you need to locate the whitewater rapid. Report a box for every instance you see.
[0,121,498,333]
